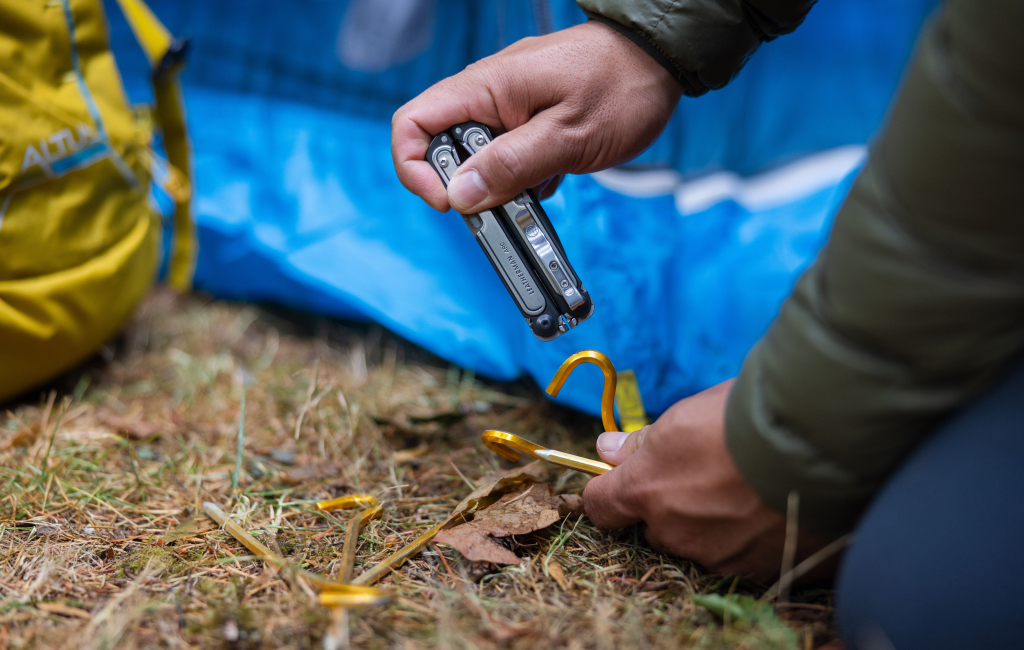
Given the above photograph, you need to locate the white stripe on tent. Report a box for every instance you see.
[591,145,866,215]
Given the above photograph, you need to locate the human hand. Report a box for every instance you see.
[583,380,834,584]
[391,20,681,213]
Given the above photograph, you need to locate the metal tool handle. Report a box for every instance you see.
[426,122,596,341]
[451,123,595,325]
[427,130,564,339]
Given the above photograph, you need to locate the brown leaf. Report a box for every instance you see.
[36,602,91,619]
[393,443,430,465]
[435,526,521,565]
[0,424,39,452]
[486,616,537,642]
[447,460,548,522]
[98,411,162,440]
[435,482,584,565]
[548,562,569,591]
[162,517,215,544]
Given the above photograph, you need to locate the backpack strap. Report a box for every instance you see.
[113,0,195,291]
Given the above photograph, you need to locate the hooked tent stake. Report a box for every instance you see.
[482,430,612,476]
[479,349,620,476]
[545,350,618,433]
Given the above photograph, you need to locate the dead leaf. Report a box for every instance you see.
[435,481,583,565]
[0,424,39,452]
[98,411,162,440]
[486,616,537,642]
[447,460,548,522]
[36,602,91,619]
[436,525,520,565]
[162,517,215,544]
[548,562,569,591]
[393,443,430,465]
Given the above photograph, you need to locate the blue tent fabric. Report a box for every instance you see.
[104,0,937,418]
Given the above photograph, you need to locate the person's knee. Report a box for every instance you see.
[836,361,1024,650]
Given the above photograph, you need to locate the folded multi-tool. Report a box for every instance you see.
[426,122,595,341]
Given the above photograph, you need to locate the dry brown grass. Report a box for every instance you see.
[0,289,837,649]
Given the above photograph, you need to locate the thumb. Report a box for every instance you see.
[447,112,580,213]
[595,425,650,467]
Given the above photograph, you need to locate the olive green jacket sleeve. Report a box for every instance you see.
[577,0,816,95]
[725,0,1024,536]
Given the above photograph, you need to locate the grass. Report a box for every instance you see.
[0,289,838,649]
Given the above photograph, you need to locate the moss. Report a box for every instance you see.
[114,544,193,579]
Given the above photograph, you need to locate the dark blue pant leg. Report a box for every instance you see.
[837,361,1024,650]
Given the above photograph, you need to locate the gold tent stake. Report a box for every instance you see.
[482,430,611,475]
[202,501,390,607]
[545,350,618,433]
[482,350,622,475]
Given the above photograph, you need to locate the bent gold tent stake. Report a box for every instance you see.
[545,350,618,433]
[316,494,379,512]
[315,494,385,605]
[202,501,390,607]
[482,350,621,475]
[482,430,612,476]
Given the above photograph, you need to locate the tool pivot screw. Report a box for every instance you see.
[475,135,486,146]
[560,280,569,288]
[439,158,448,168]
[549,261,558,270]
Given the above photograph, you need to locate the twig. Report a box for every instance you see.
[763,534,853,601]
[39,397,70,486]
[446,457,475,491]
[232,388,246,493]
[294,361,319,440]
[431,543,458,585]
[777,490,800,606]
[351,520,448,587]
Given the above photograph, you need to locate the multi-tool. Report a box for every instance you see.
[426,122,595,341]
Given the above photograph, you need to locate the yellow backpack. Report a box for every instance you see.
[0,0,192,401]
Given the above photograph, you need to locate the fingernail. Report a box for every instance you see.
[448,169,488,211]
[597,431,629,454]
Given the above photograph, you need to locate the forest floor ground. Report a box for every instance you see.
[0,289,839,649]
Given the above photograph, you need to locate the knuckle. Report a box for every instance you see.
[582,474,631,529]
[582,488,611,528]
[560,123,589,150]
[625,426,650,455]
[642,524,670,555]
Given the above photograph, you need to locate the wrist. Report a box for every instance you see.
[580,13,687,98]
[573,19,683,105]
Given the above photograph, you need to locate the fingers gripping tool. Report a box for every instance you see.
[426,122,595,341]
